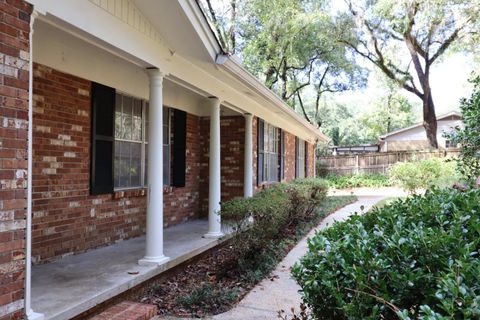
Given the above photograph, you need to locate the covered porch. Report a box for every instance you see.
[27,8,255,320]
[22,2,320,320]
[32,219,233,320]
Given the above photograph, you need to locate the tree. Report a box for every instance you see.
[199,0,365,126]
[201,0,237,53]
[360,76,417,141]
[340,0,480,148]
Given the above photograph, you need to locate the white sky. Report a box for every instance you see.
[337,53,475,120]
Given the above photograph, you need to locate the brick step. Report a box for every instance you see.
[90,301,158,320]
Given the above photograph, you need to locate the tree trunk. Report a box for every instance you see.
[423,90,438,148]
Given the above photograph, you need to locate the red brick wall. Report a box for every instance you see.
[284,131,296,182]
[199,116,245,212]
[31,64,203,263]
[0,1,32,319]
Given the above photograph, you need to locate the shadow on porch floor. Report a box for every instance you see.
[32,219,232,320]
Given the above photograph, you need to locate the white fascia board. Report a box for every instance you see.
[220,56,328,142]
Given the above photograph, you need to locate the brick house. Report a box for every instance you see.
[0,1,327,319]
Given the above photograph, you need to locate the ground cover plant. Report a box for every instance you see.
[293,188,480,319]
[389,158,461,193]
[323,173,392,189]
[138,179,356,317]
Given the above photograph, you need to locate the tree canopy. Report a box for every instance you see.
[199,0,366,127]
[199,0,479,148]
[339,0,480,148]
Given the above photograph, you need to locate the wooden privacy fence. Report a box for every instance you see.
[317,149,461,175]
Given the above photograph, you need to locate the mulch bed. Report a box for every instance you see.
[139,242,292,317]
[138,196,356,318]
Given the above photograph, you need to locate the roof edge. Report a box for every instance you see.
[379,111,462,139]
[217,54,328,142]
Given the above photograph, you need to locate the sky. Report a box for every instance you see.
[335,53,475,120]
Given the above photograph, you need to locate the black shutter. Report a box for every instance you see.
[257,119,264,185]
[279,129,285,181]
[295,137,299,178]
[90,82,115,195]
[305,141,309,177]
[172,109,187,187]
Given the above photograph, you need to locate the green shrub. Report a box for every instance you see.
[176,283,239,314]
[292,188,480,319]
[324,173,392,189]
[389,158,460,192]
[446,76,480,181]
[221,178,328,271]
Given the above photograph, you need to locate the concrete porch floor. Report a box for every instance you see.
[32,219,232,320]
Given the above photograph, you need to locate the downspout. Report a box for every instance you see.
[25,9,44,320]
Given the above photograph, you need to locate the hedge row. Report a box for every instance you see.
[293,188,480,319]
[221,179,328,270]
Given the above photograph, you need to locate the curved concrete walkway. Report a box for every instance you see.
[157,191,398,320]
[210,195,385,320]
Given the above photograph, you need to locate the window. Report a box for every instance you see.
[296,138,306,178]
[114,92,170,189]
[258,120,280,183]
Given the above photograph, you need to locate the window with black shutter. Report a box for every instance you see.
[91,82,115,195]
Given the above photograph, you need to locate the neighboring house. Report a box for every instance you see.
[0,1,328,319]
[379,111,463,152]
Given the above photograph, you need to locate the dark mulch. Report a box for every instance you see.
[138,196,357,318]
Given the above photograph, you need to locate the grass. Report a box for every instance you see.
[323,173,392,189]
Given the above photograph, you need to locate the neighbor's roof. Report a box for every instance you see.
[379,111,462,140]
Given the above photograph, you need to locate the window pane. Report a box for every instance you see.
[163,107,169,125]
[132,99,142,141]
[117,141,131,188]
[130,143,142,186]
[115,94,123,139]
[122,96,133,140]
[114,140,121,188]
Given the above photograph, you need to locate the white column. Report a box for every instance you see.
[205,97,223,238]
[25,10,44,320]
[243,113,253,197]
[139,68,169,266]
[313,141,317,178]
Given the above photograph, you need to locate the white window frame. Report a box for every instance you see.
[114,92,170,190]
[262,122,279,182]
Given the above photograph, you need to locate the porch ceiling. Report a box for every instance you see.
[133,0,218,63]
